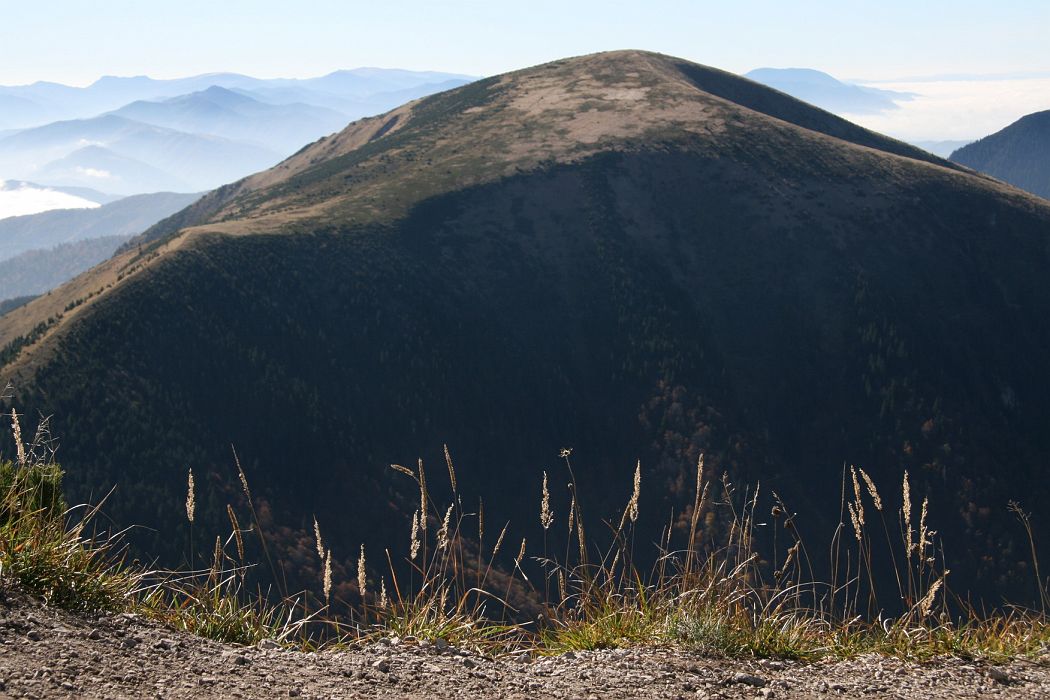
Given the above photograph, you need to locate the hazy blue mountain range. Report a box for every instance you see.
[745,67,912,114]
[109,87,351,153]
[0,69,476,131]
[0,69,476,198]
[950,110,1050,200]
[913,140,973,158]
[0,114,282,195]
[0,191,200,261]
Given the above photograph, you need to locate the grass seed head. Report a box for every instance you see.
[185,469,195,524]
[10,408,25,467]
[227,505,245,561]
[323,550,333,605]
[437,504,453,550]
[444,444,457,493]
[859,468,882,511]
[313,516,324,560]
[410,508,421,560]
[357,544,367,598]
[540,471,554,530]
[628,460,641,524]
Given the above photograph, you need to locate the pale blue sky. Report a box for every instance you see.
[2,0,1048,86]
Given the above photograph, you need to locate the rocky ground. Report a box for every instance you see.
[1,588,1048,699]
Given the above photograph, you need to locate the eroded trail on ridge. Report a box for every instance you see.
[0,591,1047,699]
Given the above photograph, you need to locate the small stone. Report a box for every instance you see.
[988,667,1012,684]
[816,681,829,693]
[462,658,477,669]
[434,637,449,652]
[758,689,775,699]
[61,681,75,691]
[731,673,768,688]
[120,637,139,648]
[288,690,301,698]
[257,638,281,651]
[373,658,391,673]
[152,639,174,650]
[26,630,41,641]
[88,629,102,640]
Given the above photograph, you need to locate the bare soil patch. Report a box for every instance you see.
[0,588,1047,699]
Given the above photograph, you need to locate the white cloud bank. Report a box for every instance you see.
[0,181,101,220]
[845,77,1050,142]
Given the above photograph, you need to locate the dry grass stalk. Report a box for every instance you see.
[859,467,882,511]
[540,471,554,530]
[576,513,586,564]
[902,470,913,555]
[628,460,641,524]
[357,544,368,598]
[209,536,222,580]
[379,578,388,610]
[227,505,245,561]
[850,466,865,527]
[389,463,417,479]
[515,538,526,568]
[918,497,930,555]
[418,459,428,532]
[185,469,195,524]
[313,516,325,560]
[685,453,706,577]
[10,408,25,467]
[437,504,453,550]
[848,502,862,542]
[491,522,508,557]
[410,509,421,560]
[323,550,333,605]
[567,494,576,537]
[444,444,457,493]
[919,572,948,616]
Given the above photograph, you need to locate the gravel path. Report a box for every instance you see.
[1,588,1047,699]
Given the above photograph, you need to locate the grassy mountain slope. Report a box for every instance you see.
[0,235,132,300]
[950,110,1050,200]
[0,51,1047,602]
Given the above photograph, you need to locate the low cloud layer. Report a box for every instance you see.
[0,181,101,220]
[846,77,1050,142]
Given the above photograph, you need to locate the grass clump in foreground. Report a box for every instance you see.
[2,405,1049,661]
[0,409,305,647]
[0,411,138,613]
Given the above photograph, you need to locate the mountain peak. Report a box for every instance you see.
[137,50,950,244]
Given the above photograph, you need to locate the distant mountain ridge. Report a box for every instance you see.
[0,191,199,260]
[745,67,912,114]
[0,235,132,302]
[950,110,1050,200]
[0,68,477,131]
[109,87,351,153]
[0,68,477,198]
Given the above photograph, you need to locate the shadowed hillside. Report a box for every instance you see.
[950,110,1050,200]
[0,50,1048,604]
